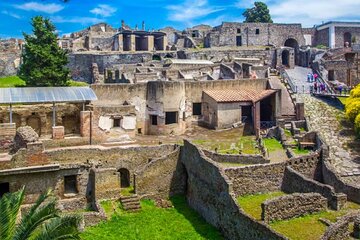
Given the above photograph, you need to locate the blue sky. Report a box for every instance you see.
[1,0,360,38]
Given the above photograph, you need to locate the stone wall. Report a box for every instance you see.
[282,166,346,210]
[181,140,286,240]
[224,162,286,196]
[322,159,360,204]
[224,151,323,197]
[0,39,22,76]
[321,211,360,240]
[0,123,16,151]
[261,193,327,223]
[0,103,81,137]
[202,149,270,165]
[135,146,186,199]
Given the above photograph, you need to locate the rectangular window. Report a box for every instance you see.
[165,112,178,125]
[0,182,10,198]
[192,103,202,116]
[64,175,78,194]
[150,115,158,125]
[256,29,260,35]
[237,28,241,34]
[113,118,121,128]
[236,36,242,46]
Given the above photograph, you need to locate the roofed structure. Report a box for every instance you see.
[203,89,277,103]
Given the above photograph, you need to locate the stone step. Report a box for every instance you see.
[120,195,139,200]
[119,195,141,212]
[121,198,140,204]
[122,202,141,208]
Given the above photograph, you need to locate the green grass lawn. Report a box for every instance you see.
[193,136,260,155]
[237,191,286,220]
[263,138,284,153]
[81,196,223,240]
[0,75,88,88]
[293,148,311,156]
[0,76,26,87]
[237,192,360,240]
[270,202,360,240]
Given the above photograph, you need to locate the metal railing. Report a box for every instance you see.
[313,70,335,94]
[281,69,298,93]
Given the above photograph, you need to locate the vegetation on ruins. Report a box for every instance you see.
[345,84,360,136]
[243,2,273,23]
[0,187,81,240]
[19,16,70,87]
[0,76,26,88]
[238,192,360,240]
[81,196,222,240]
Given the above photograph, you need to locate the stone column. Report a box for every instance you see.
[253,102,261,138]
[130,34,136,51]
[296,102,305,120]
[117,34,123,51]
[162,36,168,51]
[147,35,154,51]
[80,111,92,137]
[329,25,336,49]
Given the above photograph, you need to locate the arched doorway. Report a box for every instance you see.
[118,168,130,188]
[27,115,41,136]
[344,32,352,47]
[282,50,290,67]
[284,38,299,65]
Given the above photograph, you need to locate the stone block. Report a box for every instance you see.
[80,111,92,137]
[52,126,64,140]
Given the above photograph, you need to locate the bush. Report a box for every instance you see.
[345,99,360,122]
[350,85,360,98]
[0,76,26,87]
[355,114,360,136]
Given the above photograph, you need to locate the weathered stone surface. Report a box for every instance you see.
[11,126,39,153]
[321,211,360,240]
[261,193,327,223]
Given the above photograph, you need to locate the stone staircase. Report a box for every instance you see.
[119,195,141,212]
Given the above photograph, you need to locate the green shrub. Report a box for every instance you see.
[350,85,360,98]
[345,98,360,122]
[0,76,26,87]
[354,114,360,136]
[67,80,89,87]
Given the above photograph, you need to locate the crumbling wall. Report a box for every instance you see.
[282,166,346,210]
[181,140,286,240]
[321,211,360,240]
[202,149,270,165]
[0,39,22,76]
[135,146,186,199]
[261,193,327,223]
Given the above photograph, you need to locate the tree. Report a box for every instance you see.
[243,2,273,23]
[0,186,81,240]
[19,16,69,87]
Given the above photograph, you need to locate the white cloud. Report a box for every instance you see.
[14,2,64,14]
[90,4,117,17]
[167,0,224,22]
[51,16,104,25]
[1,10,22,19]
[235,0,270,9]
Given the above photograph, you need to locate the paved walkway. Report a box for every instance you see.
[286,66,313,94]
[286,66,360,183]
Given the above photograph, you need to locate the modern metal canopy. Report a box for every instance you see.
[0,87,97,127]
[0,87,97,104]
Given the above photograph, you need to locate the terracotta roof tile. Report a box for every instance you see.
[203,89,277,103]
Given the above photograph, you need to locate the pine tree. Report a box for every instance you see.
[19,16,69,87]
[243,2,273,23]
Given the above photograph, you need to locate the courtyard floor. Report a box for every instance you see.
[80,196,223,240]
[237,192,360,240]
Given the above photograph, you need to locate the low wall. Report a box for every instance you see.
[261,193,327,223]
[82,201,107,228]
[135,146,186,199]
[203,149,270,165]
[282,166,346,210]
[0,123,16,151]
[322,160,360,204]
[321,211,360,240]
[181,140,286,240]
[224,162,286,196]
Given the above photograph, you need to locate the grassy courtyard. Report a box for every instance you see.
[81,196,223,240]
[0,75,88,87]
[237,192,360,240]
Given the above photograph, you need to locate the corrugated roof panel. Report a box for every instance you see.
[0,87,97,104]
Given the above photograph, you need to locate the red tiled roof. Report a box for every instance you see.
[203,89,277,103]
